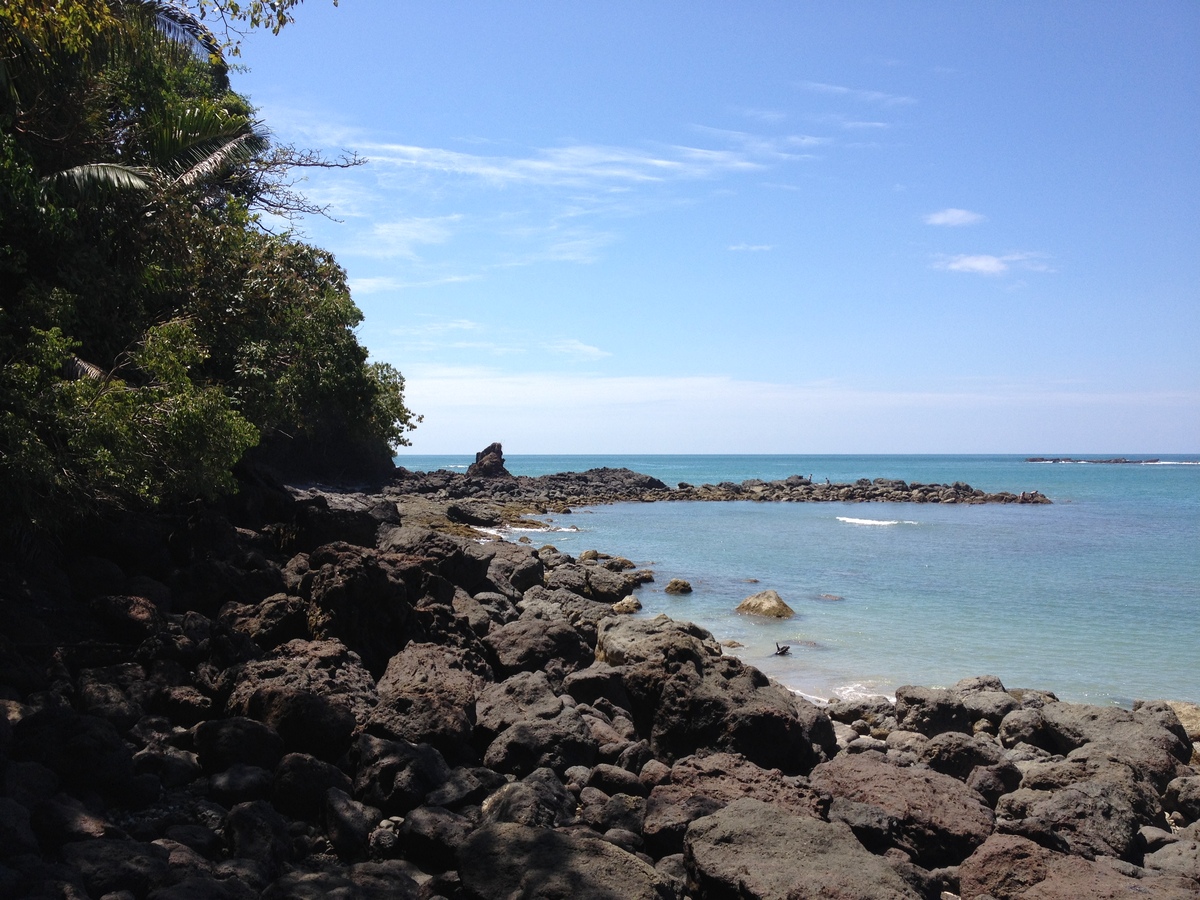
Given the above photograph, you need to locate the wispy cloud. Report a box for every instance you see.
[362,138,789,189]
[729,243,775,252]
[739,107,788,123]
[798,80,916,106]
[933,252,1054,275]
[355,215,462,259]
[544,339,611,361]
[924,208,986,226]
[398,366,1199,453]
[348,275,479,294]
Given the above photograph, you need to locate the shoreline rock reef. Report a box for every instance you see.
[2,448,1196,899]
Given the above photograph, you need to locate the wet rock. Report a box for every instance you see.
[684,797,920,899]
[663,579,692,595]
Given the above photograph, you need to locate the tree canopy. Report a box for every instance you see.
[1,0,416,540]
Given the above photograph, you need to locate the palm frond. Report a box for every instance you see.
[63,357,109,381]
[169,129,268,190]
[42,163,153,200]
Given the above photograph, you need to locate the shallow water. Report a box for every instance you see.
[395,454,1200,706]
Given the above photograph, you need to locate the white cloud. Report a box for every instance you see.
[933,252,1053,276]
[543,339,611,361]
[739,107,788,123]
[348,274,479,294]
[357,215,461,259]
[798,80,916,106]
[362,139,777,189]
[729,244,775,252]
[924,208,986,226]
[396,366,1200,454]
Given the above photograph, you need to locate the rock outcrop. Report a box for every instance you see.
[2,465,1191,900]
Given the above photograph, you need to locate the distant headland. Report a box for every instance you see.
[1026,456,1178,464]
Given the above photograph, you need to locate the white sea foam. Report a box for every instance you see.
[836,516,918,527]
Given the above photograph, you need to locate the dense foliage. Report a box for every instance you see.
[1,0,416,538]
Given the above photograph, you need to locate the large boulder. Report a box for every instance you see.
[225,638,376,760]
[684,797,921,899]
[894,685,972,737]
[735,589,794,618]
[959,832,1200,899]
[301,543,416,677]
[809,751,995,868]
[1007,701,1193,792]
[11,708,137,800]
[351,734,451,816]
[370,642,492,759]
[457,822,671,900]
[643,751,829,858]
[544,562,638,605]
[483,609,592,681]
[597,615,835,773]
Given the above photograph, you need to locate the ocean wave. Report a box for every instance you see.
[836,516,918,527]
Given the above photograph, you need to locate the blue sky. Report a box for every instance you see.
[233,2,1199,454]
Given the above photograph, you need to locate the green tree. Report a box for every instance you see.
[1,0,416,540]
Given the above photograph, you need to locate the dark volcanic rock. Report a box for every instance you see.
[458,822,671,900]
[596,615,835,773]
[195,716,285,772]
[301,543,416,677]
[351,734,451,815]
[959,832,1200,899]
[684,797,921,899]
[370,641,491,759]
[225,638,377,759]
[466,441,511,478]
[809,751,995,868]
[643,751,830,858]
[894,684,972,736]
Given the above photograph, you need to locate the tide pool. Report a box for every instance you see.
[394,454,1200,706]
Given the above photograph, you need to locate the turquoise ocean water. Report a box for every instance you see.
[394,454,1200,707]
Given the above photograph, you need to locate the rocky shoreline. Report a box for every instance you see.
[1,456,1196,899]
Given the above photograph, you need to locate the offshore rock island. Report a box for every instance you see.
[2,445,1197,899]
[379,443,1049,535]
